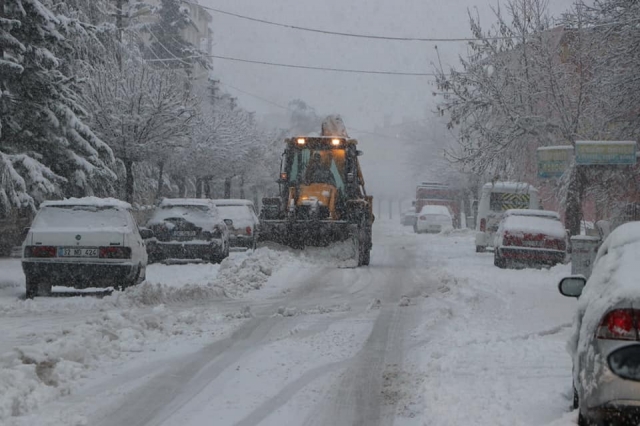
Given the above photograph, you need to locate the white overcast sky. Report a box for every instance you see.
[201,0,579,131]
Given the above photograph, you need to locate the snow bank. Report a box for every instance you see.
[41,197,131,209]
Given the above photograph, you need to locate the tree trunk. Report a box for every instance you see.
[156,161,164,201]
[239,175,245,199]
[224,177,231,199]
[124,158,135,204]
[195,178,202,198]
[204,179,211,198]
[565,166,584,236]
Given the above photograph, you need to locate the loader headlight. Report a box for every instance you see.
[331,138,341,146]
[297,138,306,145]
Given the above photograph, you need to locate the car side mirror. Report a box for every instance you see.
[558,276,587,298]
[608,345,640,381]
[224,219,233,227]
[356,150,364,156]
[139,228,154,239]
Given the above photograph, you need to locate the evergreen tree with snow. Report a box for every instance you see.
[0,0,116,216]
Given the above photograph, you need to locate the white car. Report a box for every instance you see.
[21,197,149,298]
[558,222,640,425]
[415,205,453,234]
[212,199,260,250]
[146,198,230,263]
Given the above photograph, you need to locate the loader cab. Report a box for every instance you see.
[278,137,363,220]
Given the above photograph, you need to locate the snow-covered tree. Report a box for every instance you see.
[0,0,116,216]
[84,56,196,203]
[435,0,599,234]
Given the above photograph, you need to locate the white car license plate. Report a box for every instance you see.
[173,231,196,237]
[58,247,99,257]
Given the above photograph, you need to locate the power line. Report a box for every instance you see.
[184,1,513,42]
[149,53,437,76]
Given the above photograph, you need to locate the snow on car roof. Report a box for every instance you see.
[505,209,560,219]
[419,205,451,216]
[502,215,566,239]
[482,182,538,192]
[212,199,254,206]
[159,198,213,207]
[41,197,131,209]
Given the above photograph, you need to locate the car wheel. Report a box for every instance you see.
[476,245,486,253]
[25,276,38,299]
[494,253,506,269]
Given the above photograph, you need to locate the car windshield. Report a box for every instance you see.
[32,206,128,229]
[216,205,254,221]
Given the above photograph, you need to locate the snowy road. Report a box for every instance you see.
[1,220,580,426]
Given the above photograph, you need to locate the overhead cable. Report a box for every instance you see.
[183,1,513,42]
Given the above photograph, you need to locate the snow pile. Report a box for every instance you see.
[0,305,223,423]
[273,303,351,317]
[214,247,288,297]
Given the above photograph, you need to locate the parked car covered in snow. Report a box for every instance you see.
[558,222,640,426]
[414,205,453,234]
[493,209,566,268]
[21,197,149,298]
[212,199,260,250]
[146,198,230,263]
[475,182,540,252]
[400,209,417,227]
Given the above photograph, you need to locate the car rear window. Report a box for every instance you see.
[33,206,129,229]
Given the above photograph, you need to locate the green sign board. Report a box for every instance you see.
[537,146,573,178]
[575,141,637,166]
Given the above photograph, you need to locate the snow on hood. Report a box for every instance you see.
[41,197,131,210]
[482,181,537,193]
[215,205,254,229]
[505,209,560,220]
[147,205,218,231]
[502,215,566,239]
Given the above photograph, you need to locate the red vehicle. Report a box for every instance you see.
[415,182,460,228]
[493,209,567,269]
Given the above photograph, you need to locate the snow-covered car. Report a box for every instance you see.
[558,222,640,426]
[146,198,230,263]
[212,199,259,250]
[21,197,149,298]
[400,209,417,227]
[475,182,540,252]
[414,205,453,234]
[493,209,566,269]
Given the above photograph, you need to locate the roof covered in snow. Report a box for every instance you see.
[419,205,452,216]
[482,182,537,192]
[505,209,561,220]
[159,198,215,207]
[41,197,131,210]
[501,215,566,239]
[211,199,255,206]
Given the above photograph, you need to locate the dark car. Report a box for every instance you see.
[146,198,230,264]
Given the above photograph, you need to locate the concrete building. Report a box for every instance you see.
[142,0,213,82]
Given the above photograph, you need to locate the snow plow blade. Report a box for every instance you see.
[259,219,370,267]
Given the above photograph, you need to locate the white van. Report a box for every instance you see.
[475,182,540,252]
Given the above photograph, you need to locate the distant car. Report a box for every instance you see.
[400,209,417,227]
[21,197,149,298]
[493,209,566,268]
[558,222,640,426]
[414,205,453,234]
[212,199,260,250]
[146,198,230,264]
